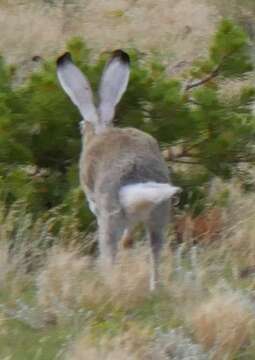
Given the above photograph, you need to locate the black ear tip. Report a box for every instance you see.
[112,49,130,64]
[56,52,72,66]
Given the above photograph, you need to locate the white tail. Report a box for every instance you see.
[119,182,181,216]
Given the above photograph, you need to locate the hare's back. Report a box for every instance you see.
[81,127,169,193]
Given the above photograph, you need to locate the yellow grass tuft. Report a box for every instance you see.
[36,244,161,319]
[190,293,255,359]
[36,246,94,317]
[0,242,31,302]
[214,181,255,270]
[101,246,152,308]
[66,325,151,360]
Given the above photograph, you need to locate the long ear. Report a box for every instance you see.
[98,50,130,127]
[57,52,98,125]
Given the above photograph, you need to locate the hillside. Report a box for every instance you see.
[1,0,217,65]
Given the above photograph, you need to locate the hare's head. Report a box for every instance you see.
[56,49,130,139]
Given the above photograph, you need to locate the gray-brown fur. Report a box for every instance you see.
[80,125,169,197]
[57,50,179,290]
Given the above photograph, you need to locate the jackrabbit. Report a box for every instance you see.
[57,50,180,290]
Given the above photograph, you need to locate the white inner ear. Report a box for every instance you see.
[98,54,130,127]
[57,58,99,126]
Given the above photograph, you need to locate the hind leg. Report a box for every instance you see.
[98,209,126,268]
[121,227,135,249]
[146,201,170,291]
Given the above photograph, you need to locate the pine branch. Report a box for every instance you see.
[184,51,236,92]
[168,158,201,165]
[185,65,220,91]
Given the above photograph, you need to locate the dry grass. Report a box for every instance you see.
[0,238,33,303]
[101,246,153,308]
[67,325,151,360]
[0,242,11,289]
[0,2,65,64]
[67,322,210,360]
[190,292,255,359]
[0,0,217,68]
[1,183,255,358]
[151,328,209,359]
[0,202,56,302]
[36,244,162,320]
[218,76,255,106]
[0,311,8,339]
[36,246,95,317]
[213,180,255,270]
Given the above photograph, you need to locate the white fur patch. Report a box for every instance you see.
[119,182,180,215]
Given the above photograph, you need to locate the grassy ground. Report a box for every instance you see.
[1,181,255,359]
